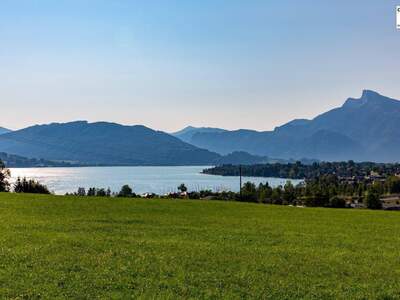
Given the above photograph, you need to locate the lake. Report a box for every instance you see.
[9,166,303,195]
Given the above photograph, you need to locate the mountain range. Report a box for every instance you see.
[0,90,398,165]
[0,121,220,166]
[0,122,283,166]
[175,90,400,162]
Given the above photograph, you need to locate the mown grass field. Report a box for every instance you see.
[1,193,400,299]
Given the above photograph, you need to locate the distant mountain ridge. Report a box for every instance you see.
[172,126,227,144]
[215,151,270,165]
[0,122,288,166]
[0,121,220,166]
[178,90,400,162]
[1,90,398,165]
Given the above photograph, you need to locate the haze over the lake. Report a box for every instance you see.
[1,1,399,131]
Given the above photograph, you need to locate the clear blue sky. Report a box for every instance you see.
[1,0,399,131]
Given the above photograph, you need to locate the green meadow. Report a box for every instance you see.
[1,193,400,299]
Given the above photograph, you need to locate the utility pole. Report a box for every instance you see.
[239,164,242,200]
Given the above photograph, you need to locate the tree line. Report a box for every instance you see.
[236,174,400,209]
[0,160,50,194]
[203,161,400,179]
[65,174,400,210]
[2,159,400,210]
[0,152,75,168]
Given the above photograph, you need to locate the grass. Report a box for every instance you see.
[1,193,400,299]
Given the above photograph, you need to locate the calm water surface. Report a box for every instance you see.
[9,166,302,195]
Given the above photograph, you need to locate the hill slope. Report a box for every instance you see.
[1,193,400,298]
[0,127,11,135]
[172,126,227,144]
[0,121,220,165]
[0,152,75,167]
[187,90,400,162]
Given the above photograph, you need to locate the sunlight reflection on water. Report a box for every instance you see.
[9,166,303,195]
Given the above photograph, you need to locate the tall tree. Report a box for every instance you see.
[118,185,133,197]
[0,159,10,192]
[178,183,188,193]
[364,190,382,210]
